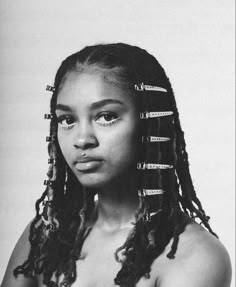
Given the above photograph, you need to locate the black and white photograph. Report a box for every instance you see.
[0,1,234,286]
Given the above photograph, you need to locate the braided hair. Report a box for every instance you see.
[14,43,217,287]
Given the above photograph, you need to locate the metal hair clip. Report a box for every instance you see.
[134,83,167,93]
[44,200,54,207]
[138,189,166,196]
[142,136,170,143]
[60,281,70,287]
[44,180,55,186]
[44,113,55,120]
[46,135,57,142]
[140,111,173,119]
[46,85,55,92]
[48,158,56,164]
[137,162,173,170]
[41,215,59,232]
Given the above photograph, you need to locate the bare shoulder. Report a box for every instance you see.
[152,220,232,287]
[1,220,38,287]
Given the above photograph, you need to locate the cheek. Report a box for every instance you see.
[57,134,71,163]
[104,125,140,164]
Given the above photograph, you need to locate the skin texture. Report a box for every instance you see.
[56,72,140,190]
[2,218,231,287]
[1,71,232,287]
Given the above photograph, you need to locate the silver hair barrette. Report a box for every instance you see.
[141,136,170,143]
[134,83,167,93]
[46,136,57,142]
[46,85,55,92]
[137,162,173,170]
[138,189,166,196]
[140,111,173,119]
[41,215,59,232]
[44,113,55,120]
[44,180,55,186]
[48,158,56,164]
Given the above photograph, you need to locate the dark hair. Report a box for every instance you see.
[14,43,217,287]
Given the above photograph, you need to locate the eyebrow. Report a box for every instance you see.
[56,99,124,112]
[90,99,124,110]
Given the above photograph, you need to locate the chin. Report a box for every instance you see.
[72,165,136,189]
[75,172,111,189]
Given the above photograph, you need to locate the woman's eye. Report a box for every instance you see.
[57,116,76,129]
[96,113,118,126]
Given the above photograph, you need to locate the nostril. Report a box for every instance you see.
[73,136,98,150]
[73,123,98,149]
[74,142,96,150]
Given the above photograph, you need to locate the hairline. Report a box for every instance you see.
[57,62,136,98]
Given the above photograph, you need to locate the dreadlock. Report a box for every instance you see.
[14,43,217,287]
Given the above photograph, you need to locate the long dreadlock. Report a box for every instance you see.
[14,43,217,287]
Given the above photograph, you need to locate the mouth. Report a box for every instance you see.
[74,159,104,172]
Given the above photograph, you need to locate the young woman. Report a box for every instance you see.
[2,43,231,287]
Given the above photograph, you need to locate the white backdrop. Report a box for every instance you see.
[0,0,234,285]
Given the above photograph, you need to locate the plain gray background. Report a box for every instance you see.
[0,0,234,285]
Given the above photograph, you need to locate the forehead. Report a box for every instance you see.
[57,71,135,106]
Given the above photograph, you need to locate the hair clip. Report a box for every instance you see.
[48,158,56,164]
[46,85,55,92]
[44,180,55,186]
[141,136,170,143]
[43,200,54,207]
[44,113,55,120]
[150,209,164,217]
[46,135,57,142]
[138,189,166,196]
[137,162,173,170]
[42,200,54,207]
[60,281,70,287]
[134,83,167,93]
[41,215,59,232]
[140,111,173,119]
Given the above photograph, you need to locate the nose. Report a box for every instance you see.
[73,122,98,150]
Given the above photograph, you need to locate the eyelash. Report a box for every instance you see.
[57,112,119,130]
[95,112,119,126]
[57,116,76,130]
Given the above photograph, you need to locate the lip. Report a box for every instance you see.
[74,157,104,172]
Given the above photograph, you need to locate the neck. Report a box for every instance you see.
[88,174,139,231]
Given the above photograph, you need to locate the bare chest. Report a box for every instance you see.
[75,241,156,287]
[72,227,157,287]
[37,227,158,287]
[75,242,120,287]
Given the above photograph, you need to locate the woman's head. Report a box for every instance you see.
[50,43,176,191]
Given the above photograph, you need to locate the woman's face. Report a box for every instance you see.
[56,71,140,188]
